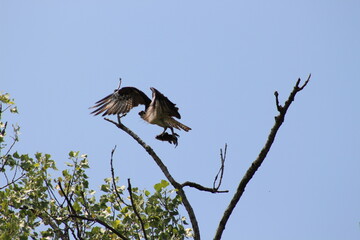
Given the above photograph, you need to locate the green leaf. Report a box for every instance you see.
[68,151,79,157]
[65,162,73,167]
[160,179,169,188]
[13,151,20,159]
[154,183,162,192]
[101,184,110,193]
[73,201,81,212]
[154,180,169,192]
[0,93,14,104]
[35,152,42,159]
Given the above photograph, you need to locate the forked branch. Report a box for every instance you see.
[104,117,201,240]
[213,144,227,191]
[181,144,228,193]
[213,74,311,240]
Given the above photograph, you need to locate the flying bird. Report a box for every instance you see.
[90,84,191,146]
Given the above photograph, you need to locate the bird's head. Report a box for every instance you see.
[138,111,145,118]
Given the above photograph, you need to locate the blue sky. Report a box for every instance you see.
[1,1,360,239]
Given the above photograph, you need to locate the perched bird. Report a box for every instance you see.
[90,84,191,145]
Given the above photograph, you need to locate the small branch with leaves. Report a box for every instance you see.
[58,181,129,240]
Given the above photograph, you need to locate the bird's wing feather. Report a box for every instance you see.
[151,88,181,119]
[90,87,151,116]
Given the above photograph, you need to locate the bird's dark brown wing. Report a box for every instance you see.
[90,87,151,116]
[151,87,181,119]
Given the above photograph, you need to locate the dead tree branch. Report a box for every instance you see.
[213,144,227,191]
[181,181,228,193]
[213,74,311,240]
[181,144,228,193]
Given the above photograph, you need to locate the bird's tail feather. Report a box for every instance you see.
[166,118,191,132]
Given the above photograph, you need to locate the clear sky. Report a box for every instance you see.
[1,1,359,239]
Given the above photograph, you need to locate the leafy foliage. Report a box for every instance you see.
[0,93,191,239]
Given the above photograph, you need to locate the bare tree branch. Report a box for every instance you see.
[104,117,201,240]
[181,181,228,193]
[213,144,227,191]
[181,145,229,193]
[213,74,311,240]
[127,178,148,240]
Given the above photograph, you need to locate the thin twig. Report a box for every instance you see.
[44,177,62,209]
[0,173,25,190]
[213,144,227,190]
[66,157,80,205]
[1,105,12,113]
[181,144,228,193]
[80,190,91,217]
[0,137,17,172]
[274,91,282,112]
[117,78,122,90]
[127,178,148,240]
[110,145,129,207]
[213,74,311,240]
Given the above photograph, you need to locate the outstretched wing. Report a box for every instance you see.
[90,87,151,116]
[151,87,181,119]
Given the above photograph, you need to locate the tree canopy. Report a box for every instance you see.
[0,93,191,240]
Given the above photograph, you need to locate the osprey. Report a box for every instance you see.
[90,85,191,145]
